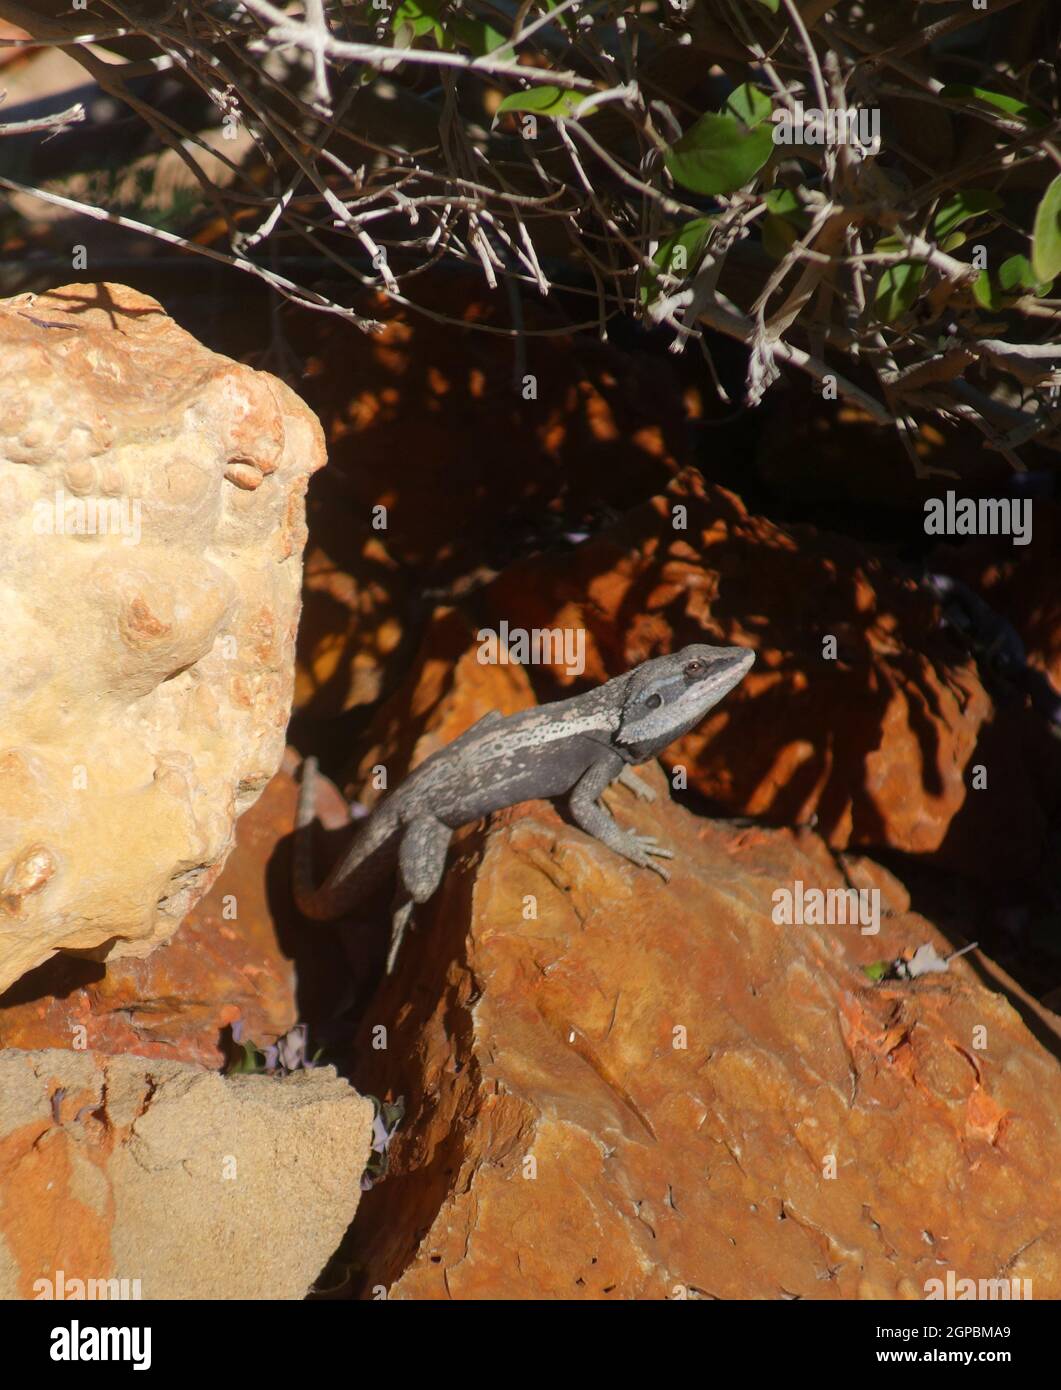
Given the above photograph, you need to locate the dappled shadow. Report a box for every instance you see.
[265,813,393,1070]
[473,467,1040,870]
[11,279,168,331]
[283,268,692,722]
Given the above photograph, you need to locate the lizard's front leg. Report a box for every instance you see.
[569,755,673,881]
[387,813,453,973]
[616,763,656,801]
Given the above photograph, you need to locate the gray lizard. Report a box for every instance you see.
[295,642,755,971]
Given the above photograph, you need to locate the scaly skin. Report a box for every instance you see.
[295,643,755,970]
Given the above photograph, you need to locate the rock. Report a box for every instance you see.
[0,21,30,72]
[292,273,689,721]
[330,467,1059,883]
[349,766,1061,1300]
[471,468,1060,878]
[0,757,305,1067]
[931,501,1061,700]
[0,283,325,994]
[0,1049,371,1300]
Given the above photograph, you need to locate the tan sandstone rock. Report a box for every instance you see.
[0,1048,371,1300]
[0,756,306,1066]
[0,283,326,993]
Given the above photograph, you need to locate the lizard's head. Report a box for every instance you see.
[615,643,755,755]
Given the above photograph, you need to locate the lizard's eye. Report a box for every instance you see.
[645,692,663,710]
[684,660,703,675]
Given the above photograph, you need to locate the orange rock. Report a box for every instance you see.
[0,21,31,71]
[348,769,1061,1300]
[474,469,1060,876]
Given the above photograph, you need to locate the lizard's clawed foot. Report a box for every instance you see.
[624,833,674,881]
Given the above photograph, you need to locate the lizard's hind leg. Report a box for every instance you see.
[386,814,453,973]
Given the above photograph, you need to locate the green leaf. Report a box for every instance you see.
[380,1098,406,1129]
[875,260,926,322]
[392,0,445,43]
[725,83,772,129]
[973,269,1003,311]
[764,187,803,221]
[996,253,1053,297]
[939,84,1048,129]
[496,85,596,119]
[392,0,509,57]
[641,217,714,304]
[999,253,1034,293]
[665,112,774,196]
[754,0,780,10]
[227,1041,267,1075]
[448,14,510,56]
[1032,174,1061,283]
[762,214,798,260]
[932,189,1002,239]
[762,186,811,254]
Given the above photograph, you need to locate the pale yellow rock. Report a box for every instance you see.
[0,284,326,991]
[0,1048,372,1300]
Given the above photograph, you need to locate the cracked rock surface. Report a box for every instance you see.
[347,656,1061,1299]
[0,1048,371,1299]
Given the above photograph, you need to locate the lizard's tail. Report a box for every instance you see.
[293,756,400,921]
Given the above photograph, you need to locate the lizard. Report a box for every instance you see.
[294,642,755,972]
